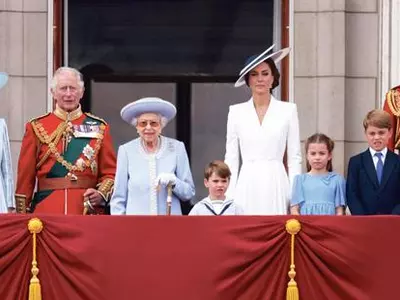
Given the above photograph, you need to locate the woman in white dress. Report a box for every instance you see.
[0,72,15,213]
[224,46,302,215]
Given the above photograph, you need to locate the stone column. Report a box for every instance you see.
[0,0,48,178]
[344,0,379,173]
[294,0,346,174]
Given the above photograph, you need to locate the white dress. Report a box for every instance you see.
[224,97,302,215]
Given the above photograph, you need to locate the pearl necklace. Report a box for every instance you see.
[141,136,161,154]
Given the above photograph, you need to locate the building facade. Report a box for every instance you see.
[0,0,399,201]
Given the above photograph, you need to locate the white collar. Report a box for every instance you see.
[369,147,388,159]
[204,197,232,207]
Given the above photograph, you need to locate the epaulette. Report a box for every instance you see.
[29,112,51,123]
[84,112,108,125]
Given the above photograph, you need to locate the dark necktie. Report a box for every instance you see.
[375,152,383,184]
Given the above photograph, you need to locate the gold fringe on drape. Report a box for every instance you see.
[285,219,301,300]
[28,218,44,300]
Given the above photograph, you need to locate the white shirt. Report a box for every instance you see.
[369,147,387,169]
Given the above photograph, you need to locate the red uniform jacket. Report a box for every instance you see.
[15,106,116,214]
[383,85,400,151]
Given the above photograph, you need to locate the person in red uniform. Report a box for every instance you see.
[15,67,116,215]
[383,85,400,152]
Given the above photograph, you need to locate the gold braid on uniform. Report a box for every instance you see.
[34,121,68,169]
[386,90,400,117]
[31,120,105,173]
[96,179,114,202]
[386,89,400,148]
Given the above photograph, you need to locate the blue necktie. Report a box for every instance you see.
[375,152,383,184]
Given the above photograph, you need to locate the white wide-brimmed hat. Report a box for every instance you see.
[121,97,177,125]
[0,72,8,90]
[234,45,290,87]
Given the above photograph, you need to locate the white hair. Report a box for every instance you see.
[50,67,84,90]
[132,113,169,129]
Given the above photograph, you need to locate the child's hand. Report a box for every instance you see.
[290,205,300,215]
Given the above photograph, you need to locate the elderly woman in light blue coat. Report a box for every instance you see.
[111,97,195,215]
[0,72,15,213]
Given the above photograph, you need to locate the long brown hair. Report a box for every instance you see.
[305,133,335,172]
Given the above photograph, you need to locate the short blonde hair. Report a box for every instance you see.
[363,109,391,131]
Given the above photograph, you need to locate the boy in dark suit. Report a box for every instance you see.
[347,109,400,215]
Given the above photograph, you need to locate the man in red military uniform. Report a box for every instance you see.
[15,67,116,214]
[383,85,400,152]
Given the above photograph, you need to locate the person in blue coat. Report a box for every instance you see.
[0,72,15,213]
[111,97,195,215]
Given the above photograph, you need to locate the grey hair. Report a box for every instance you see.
[131,113,169,128]
[50,67,84,90]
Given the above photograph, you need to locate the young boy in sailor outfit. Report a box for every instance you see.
[189,160,243,216]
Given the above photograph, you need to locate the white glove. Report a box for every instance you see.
[155,173,177,187]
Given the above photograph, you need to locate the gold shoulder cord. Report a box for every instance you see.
[386,90,400,149]
[32,121,68,169]
[387,90,400,117]
[31,120,105,172]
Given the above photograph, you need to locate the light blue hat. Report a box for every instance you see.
[121,97,177,125]
[0,72,8,90]
[234,45,290,88]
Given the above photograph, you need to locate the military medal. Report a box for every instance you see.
[76,158,85,169]
[90,161,98,174]
[83,144,95,160]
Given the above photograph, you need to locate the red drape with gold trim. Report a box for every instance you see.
[0,215,399,300]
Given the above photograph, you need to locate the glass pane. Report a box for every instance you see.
[191,83,251,202]
[91,82,176,148]
[68,0,274,76]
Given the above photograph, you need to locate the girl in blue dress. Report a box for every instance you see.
[290,133,346,215]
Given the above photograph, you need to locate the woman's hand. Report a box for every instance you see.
[155,173,176,187]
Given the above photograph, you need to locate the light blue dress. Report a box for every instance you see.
[291,172,346,215]
[0,118,14,212]
[111,136,195,215]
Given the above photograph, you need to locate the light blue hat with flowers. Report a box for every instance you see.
[120,97,177,125]
[0,72,8,90]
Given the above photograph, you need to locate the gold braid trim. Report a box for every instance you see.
[386,89,400,148]
[32,122,68,169]
[15,194,27,213]
[386,90,400,117]
[97,178,115,202]
[31,120,105,173]
[31,120,68,145]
